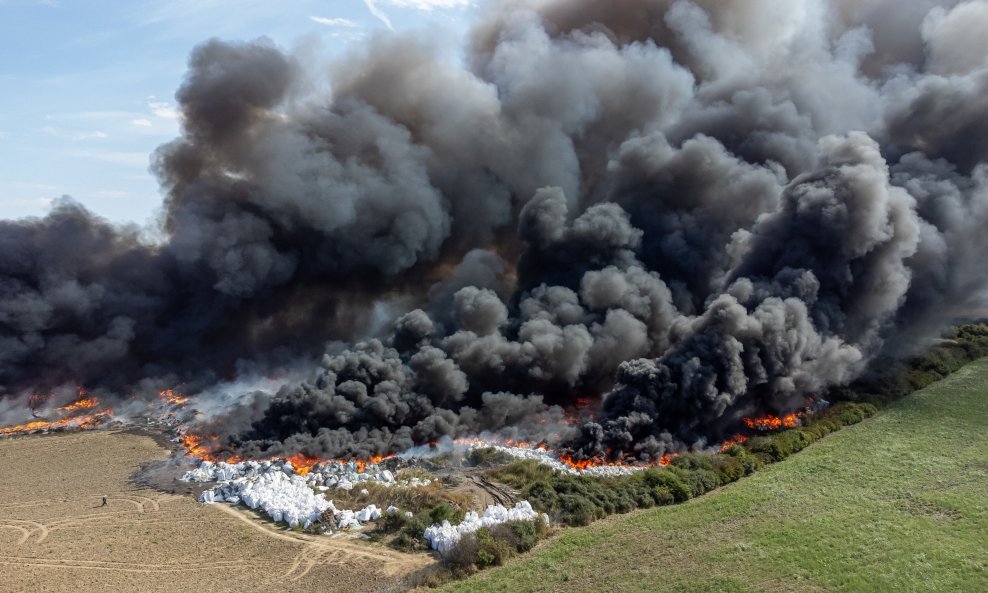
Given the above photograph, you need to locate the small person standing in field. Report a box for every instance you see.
[101,495,108,507]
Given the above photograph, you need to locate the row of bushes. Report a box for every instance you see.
[836,323,988,405]
[484,401,877,528]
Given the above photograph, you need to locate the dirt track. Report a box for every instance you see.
[0,430,434,593]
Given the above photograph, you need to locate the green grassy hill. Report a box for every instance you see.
[436,358,988,593]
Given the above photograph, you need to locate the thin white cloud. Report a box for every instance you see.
[309,16,358,27]
[72,150,149,167]
[92,190,129,199]
[362,0,394,30]
[0,132,7,140]
[72,131,108,141]
[42,126,108,141]
[131,118,153,128]
[148,97,180,120]
[382,0,470,9]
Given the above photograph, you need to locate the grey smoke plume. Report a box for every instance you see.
[3,0,988,460]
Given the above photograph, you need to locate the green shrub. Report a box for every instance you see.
[709,454,746,484]
[474,527,514,567]
[649,486,675,506]
[641,468,692,503]
[428,502,465,525]
[747,430,812,463]
[493,520,539,552]
[467,447,514,467]
[670,453,715,472]
[521,480,559,513]
[905,369,938,390]
[391,503,465,552]
[558,494,601,526]
[380,508,410,533]
[671,467,719,496]
[490,460,554,489]
[830,401,867,426]
[443,533,480,573]
[858,403,878,417]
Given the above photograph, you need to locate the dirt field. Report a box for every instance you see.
[0,429,434,593]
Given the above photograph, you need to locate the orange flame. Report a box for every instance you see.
[557,451,674,471]
[58,396,100,413]
[720,434,749,452]
[159,389,189,405]
[0,408,113,437]
[743,412,803,431]
[285,453,320,476]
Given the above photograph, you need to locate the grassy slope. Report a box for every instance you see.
[438,358,988,593]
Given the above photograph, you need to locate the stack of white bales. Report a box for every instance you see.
[182,459,430,490]
[423,501,546,553]
[199,471,332,528]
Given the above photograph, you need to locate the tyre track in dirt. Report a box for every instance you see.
[0,555,251,573]
[211,503,429,573]
[1,429,435,592]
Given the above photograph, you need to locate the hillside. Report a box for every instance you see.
[437,358,988,593]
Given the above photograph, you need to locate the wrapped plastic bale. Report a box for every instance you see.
[213,471,334,528]
[423,501,545,553]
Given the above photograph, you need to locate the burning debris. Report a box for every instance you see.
[3,1,988,466]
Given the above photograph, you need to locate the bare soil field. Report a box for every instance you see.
[0,429,434,593]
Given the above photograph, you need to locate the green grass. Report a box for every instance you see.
[436,358,988,593]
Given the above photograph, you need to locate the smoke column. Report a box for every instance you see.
[3,0,988,461]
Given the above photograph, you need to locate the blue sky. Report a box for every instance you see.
[0,0,473,224]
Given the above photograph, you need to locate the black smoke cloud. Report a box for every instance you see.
[3,0,988,461]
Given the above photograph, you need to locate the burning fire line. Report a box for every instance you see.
[1,391,113,437]
[178,432,396,475]
[720,396,823,451]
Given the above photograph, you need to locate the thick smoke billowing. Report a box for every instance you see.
[4,0,988,461]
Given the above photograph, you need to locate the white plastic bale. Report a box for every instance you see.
[423,501,543,552]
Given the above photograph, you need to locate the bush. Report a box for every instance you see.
[709,454,746,484]
[493,520,539,552]
[830,401,867,426]
[649,486,675,506]
[490,460,554,489]
[443,533,480,574]
[391,503,466,552]
[641,468,692,503]
[474,527,514,567]
[670,453,715,472]
[558,494,600,526]
[671,467,719,496]
[380,509,410,533]
[467,447,514,467]
[428,502,465,525]
[521,480,559,512]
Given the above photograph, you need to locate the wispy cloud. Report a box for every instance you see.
[72,130,108,141]
[130,118,152,128]
[362,0,394,30]
[42,126,108,141]
[382,0,470,9]
[71,150,150,167]
[148,97,180,120]
[309,15,358,28]
[361,0,470,31]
